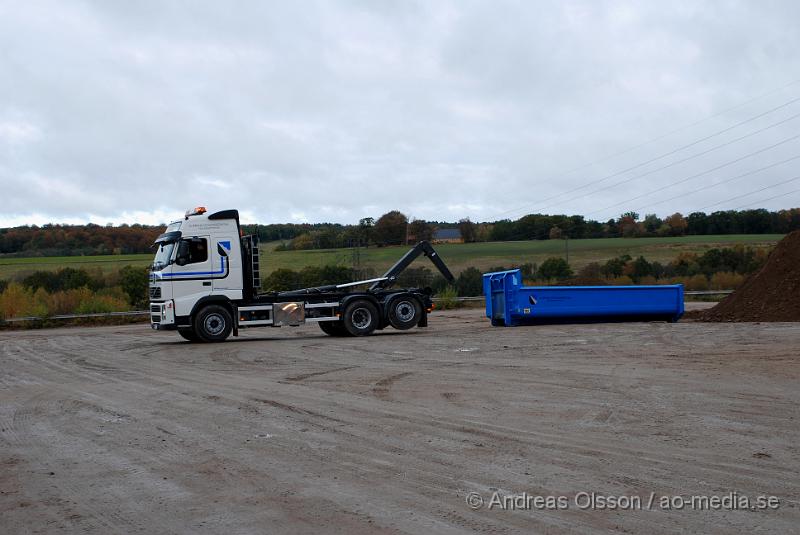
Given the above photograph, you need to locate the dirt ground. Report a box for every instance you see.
[1,307,799,534]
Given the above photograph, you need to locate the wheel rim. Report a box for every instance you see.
[204,313,225,335]
[395,301,416,322]
[351,307,372,329]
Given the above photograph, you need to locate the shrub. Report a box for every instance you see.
[709,271,745,290]
[578,262,602,279]
[456,267,483,296]
[601,256,629,278]
[609,276,635,285]
[436,285,461,309]
[74,292,128,314]
[261,265,355,291]
[46,287,95,315]
[262,268,303,291]
[119,265,149,308]
[518,262,536,278]
[21,267,103,293]
[299,265,354,288]
[627,256,653,282]
[395,267,434,288]
[684,274,709,291]
[538,257,573,281]
[429,275,452,294]
[0,283,34,319]
[30,287,51,318]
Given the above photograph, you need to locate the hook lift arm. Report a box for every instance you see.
[369,241,455,291]
[279,241,455,296]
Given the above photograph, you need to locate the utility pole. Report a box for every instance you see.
[351,238,361,277]
[564,236,569,265]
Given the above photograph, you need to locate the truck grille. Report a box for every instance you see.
[151,304,162,324]
[149,286,161,299]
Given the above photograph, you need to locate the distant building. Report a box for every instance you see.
[432,228,462,243]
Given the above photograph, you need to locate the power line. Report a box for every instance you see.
[551,78,800,179]
[588,152,800,218]
[534,115,800,217]
[697,175,800,211]
[621,153,800,216]
[733,187,800,211]
[493,92,800,220]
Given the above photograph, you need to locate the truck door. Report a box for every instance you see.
[212,237,243,296]
[166,235,213,318]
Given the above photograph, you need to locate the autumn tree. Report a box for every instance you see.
[618,212,645,238]
[373,211,408,245]
[458,218,477,243]
[665,212,688,236]
[358,217,375,245]
[408,219,434,243]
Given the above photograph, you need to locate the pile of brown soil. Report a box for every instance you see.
[700,230,800,322]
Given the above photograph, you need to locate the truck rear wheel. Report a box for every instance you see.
[178,328,200,342]
[318,320,351,337]
[194,305,233,342]
[387,295,422,330]
[342,300,379,336]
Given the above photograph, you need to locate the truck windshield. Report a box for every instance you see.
[152,242,176,271]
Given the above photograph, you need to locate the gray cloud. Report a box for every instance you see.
[1,0,799,226]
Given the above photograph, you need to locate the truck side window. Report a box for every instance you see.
[177,238,208,265]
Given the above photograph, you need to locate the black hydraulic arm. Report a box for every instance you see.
[369,241,455,291]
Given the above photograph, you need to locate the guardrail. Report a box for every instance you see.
[3,310,150,324]
[1,290,735,324]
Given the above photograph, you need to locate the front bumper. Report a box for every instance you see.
[150,300,176,329]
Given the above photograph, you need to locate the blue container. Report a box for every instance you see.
[483,269,684,326]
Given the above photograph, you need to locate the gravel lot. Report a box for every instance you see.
[2,308,799,534]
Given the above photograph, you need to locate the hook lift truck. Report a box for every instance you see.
[149,207,455,342]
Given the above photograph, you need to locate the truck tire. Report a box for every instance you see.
[387,295,422,330]
[342,299,379,336]
[194,305,233,342]
[318,320,351,337]
[178,328,200,342]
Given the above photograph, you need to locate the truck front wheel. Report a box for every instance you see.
[318,320,351,337]
[178,328,200,342]
[194,305,233,342]
[342,300,379,336]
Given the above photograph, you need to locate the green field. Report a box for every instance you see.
[0,234,783,280]
[0,254,153,279]
[259,234,783,275]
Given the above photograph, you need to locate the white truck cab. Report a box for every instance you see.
[149,207,454,342]
[150,208,244,323]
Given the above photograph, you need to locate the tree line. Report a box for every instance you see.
[1,208,798,256]
[256,208,800,250]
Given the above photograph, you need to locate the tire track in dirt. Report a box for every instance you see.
[283,366,358,383]
[372,372,413,400]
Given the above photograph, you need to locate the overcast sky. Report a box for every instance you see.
[1,0,799,227]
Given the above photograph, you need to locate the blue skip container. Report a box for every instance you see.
[483,269,684,326]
